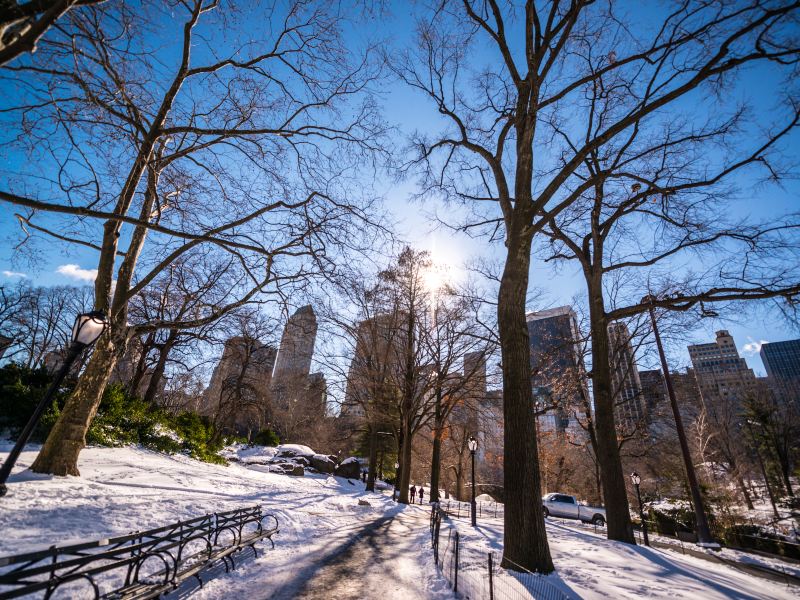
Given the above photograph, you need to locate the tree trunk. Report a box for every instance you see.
[142,333,176,405]
[398,423,413,504]
[498,232,553,573]
[366,425,378,492]
[587,286,635,544]
[30,330,122,476]
[429,398,443,502]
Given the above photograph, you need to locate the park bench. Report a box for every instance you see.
[0,505,278,599]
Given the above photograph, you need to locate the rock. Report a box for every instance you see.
[334,458,361,479]
[289,464,305,476]
[309,454,336,474]
[358,499,371,507]
[293,456,310,467]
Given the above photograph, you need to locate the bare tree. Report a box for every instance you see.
[396,1,800,563]
[0,283,92,367]
[0,0,104,66]
[0,0,385,475]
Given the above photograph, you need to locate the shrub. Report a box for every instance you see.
[0,363,69,442]
[252,428,280,447]
[1,365,227,465]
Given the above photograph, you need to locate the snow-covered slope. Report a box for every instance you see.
[0,444,453,599]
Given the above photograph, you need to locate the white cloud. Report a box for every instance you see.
[56,264,98,282]
[741,337,768,356]
[2,270,26,278]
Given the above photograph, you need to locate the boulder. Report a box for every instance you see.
[334,458,361,479]
[358,499,371,507]
[289,464,305,476]
[309,454,336,474]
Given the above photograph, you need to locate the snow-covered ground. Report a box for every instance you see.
[0,444,452,599]
[442,512,798,599]
[2,443,797,599]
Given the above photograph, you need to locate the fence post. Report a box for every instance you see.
[434,514,441,565]
[488,552,494,600]
[454,531,460,594]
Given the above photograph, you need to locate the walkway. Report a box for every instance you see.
[269,505,452,600]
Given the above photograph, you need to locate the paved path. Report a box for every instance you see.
[269,506,445,600]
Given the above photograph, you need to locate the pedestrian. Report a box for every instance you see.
[409,485,416,503]
[418,486,425,504]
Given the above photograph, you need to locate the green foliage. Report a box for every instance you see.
[1,364,227,465]
[252,428,280,447]
[0,363,70,442]
[88,384,228,464]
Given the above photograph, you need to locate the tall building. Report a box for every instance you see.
[272,305,317,380]
[341,312,407,420]
[202,336,277,436]
[270,305,327,439]
[688,330,756,411]
[760,339,800,382]
[638,368,703,434]
[526,306,586,435]
[639,369,666,422]
[607,321,645,433]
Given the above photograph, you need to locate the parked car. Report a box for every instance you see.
[542,493,606,526]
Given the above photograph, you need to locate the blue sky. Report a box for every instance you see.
[1,1,798,377]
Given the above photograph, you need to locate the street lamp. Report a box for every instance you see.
[468,435,478,527]
[393,462,400,502]
[630,471,649,546]
[0,311,108,497]
[641,294,717,547]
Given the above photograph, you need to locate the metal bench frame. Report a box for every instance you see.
[0,505,278,599]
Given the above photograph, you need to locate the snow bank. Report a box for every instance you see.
[275,444,315,457]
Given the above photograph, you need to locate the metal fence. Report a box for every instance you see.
[440,499,505,520]
[0,505,278,599]
[430,505,571,600]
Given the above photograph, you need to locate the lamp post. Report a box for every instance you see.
[630,471,649,546]
[0,310,108,497]
[641,295,716,547]
[468,435,477,527]
[393,462,400,501]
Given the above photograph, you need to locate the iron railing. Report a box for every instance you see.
[0,505,278,599]
[430,504,571,600]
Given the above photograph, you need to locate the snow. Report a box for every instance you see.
[275,443,315,456]
[0,444,453,599]
[340,456,359,465]
[475,493,499,503]
[219,443,278,463]
[441,511,798,599]
[2,442,796,599]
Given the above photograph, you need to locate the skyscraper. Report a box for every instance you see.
[607,321,645,433]
[341,312,407,420]
[202,336,277,436]
[526,306,586,435]
[688,330,756,410]
[760,339,800,382]
[273,305,317,380]
[270,305,327,439]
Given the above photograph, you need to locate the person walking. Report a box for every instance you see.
[409,485,416,503]
[418,486,425,504]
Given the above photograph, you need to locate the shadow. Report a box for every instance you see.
[267,513,398,599]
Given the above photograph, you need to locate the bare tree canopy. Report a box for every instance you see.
[0,0,388,476]
[395,0,800,570]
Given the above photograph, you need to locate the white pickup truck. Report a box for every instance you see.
[542,493,606,526]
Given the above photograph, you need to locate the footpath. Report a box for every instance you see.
[267,505,453,600]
